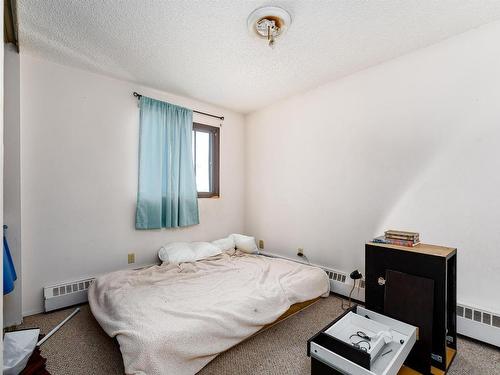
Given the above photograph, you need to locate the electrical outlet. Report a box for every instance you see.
[297,248,304,256]
[128,253,135,264]
[258,240,264,249]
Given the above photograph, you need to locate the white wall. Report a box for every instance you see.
[20,54,246,315]
[3,44,21,326]
[245,21,500,313]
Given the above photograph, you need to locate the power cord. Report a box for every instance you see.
[297,253,310,264]
[341,269,363,310]
[349,331,372,352]
[341,279,357,310]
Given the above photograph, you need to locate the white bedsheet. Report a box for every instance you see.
[88,250,330,375]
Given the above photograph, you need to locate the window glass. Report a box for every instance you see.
[195,131,210,192]
[192,123,219,198]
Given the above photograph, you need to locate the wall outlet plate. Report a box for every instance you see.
[128,253,135,264]
[258,240,264,249]
[297,248,304,256]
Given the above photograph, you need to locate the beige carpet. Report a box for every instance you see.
[18,296,499,374]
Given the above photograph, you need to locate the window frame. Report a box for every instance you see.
[192,122,220,198]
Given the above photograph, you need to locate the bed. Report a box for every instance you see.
[88,249,330,375]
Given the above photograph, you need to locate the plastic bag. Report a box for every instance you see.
[3,328,39,375]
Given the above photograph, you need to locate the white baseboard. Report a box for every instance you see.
[22,308,45,317]
[4,318,23,328]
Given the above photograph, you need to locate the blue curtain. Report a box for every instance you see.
[135,96,199,229]
[4,226,17,295]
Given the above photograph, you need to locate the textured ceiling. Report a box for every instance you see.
[18,1,500,113]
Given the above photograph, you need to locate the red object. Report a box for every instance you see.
[20,346,50,375]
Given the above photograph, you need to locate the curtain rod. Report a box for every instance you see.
[133,92,224,121]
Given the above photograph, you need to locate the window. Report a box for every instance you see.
[192,123,220,198]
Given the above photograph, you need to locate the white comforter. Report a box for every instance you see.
[88,250,329,375]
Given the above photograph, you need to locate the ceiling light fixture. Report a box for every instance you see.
[247,6,292,48]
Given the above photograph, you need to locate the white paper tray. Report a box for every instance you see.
[309,306,417,375]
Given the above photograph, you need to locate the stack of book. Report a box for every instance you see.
[373,230,420,247]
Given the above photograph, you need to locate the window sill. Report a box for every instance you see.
[197,194,220,199]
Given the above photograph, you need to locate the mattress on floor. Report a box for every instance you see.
[88,250,330,375]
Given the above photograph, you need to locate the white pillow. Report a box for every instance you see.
[158,241,222,264]
[191,242,222,259]
[211,236,236,252]
[231,234,259,254]
[158,242,195,263]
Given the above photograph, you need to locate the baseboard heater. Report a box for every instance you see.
[456,303,500,347]
[322,265,366,302]
[44,277,95,312]
[42,263,156,313]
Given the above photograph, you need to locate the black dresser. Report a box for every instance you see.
[365,242,457,374]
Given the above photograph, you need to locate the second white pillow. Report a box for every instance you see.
[158,242,195,263]
[231,233,259,254]
[191,242,222,259]
[211,236,236,252]
[159,241,222,264]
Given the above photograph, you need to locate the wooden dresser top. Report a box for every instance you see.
[367,242,457,258]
